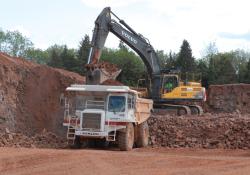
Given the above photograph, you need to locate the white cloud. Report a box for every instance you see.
[143,0,250,56]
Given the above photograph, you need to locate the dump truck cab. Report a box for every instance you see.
[63,84,152,150]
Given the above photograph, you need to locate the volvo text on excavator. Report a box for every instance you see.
[86,7,206,115]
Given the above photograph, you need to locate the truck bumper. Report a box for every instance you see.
[75,130,108,137]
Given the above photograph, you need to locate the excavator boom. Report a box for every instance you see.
[86,7,162,99]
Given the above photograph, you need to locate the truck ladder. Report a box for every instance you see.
[67,117,77,145]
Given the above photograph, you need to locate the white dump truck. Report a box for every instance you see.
[63,84,153,151]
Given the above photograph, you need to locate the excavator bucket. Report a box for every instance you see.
[85,61,121,85]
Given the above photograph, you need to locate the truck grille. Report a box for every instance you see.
[82,113,101,130]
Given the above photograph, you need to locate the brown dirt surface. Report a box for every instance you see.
[0,147,250,175]
[0,52,85,136]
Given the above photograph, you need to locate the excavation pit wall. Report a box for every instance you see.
[207,84,250,113]
[0,52,84,136]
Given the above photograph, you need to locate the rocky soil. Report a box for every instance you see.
[148,113,250,149]
[0,128,67,148]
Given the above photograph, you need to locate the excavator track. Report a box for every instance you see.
[188,105,203,115]
[154,103,192,116]
[153,103,203,116]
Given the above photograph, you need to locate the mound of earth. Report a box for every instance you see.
[149,113,250,149]
[0,52,85,137]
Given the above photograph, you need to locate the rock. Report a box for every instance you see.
[224,130,230,136]
[2,138,8,145]
[8,134,13,140]
[5,128,10,134]
[31,144,36,148]
[191,138,197,143]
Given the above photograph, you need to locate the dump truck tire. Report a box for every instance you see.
[94,139,109,149]
[136,121,149,147]
[118,123,134,151]
[69,136,81,149]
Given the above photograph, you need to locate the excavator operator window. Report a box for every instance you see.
[163,76,178,93]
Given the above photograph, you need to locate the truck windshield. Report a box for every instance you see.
[108,96,125,112]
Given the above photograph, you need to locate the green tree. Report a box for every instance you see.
[208,53,237,84]
[0,29,6,51]
[243,60,250,83]
[47,44,64,68]
[156,50,167,69]
[61,45,79,72]
[202,41,218,65]
[165,50,177,70]
[176,39,195,74]
[101,46,145,86]
[24,48,49,64]
[196,59,209,88]
[230,50,250,82]
[78,35,91,75]
[4,30,33,57]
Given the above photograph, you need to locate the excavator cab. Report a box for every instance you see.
[162,74,179,93]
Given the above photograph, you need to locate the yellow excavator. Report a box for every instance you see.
[135,72,205,115]
[85,7,206,115]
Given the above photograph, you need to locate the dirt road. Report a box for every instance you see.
[1,148,250,175]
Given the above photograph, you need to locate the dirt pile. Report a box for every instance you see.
[148,113,250,149]
[85,61,120,74]
[0,52,84,136]
[101,79,124,86]
[0,128,67,148]
[207,84,250,113]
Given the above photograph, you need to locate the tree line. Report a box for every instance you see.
[0,28,250,87]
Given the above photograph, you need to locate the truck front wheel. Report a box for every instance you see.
[69,136,82,149]
[118,123,134,151]
[136,121,149,147]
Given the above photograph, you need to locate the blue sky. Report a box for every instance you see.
[1,0,250,57]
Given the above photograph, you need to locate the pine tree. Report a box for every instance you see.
[60,45,79,72]
[244,60,250,83]
[78,35,91,75]
[48,48,62,68]
[176,40,195,73]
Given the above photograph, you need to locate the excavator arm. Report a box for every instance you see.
[86,7,162,99]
